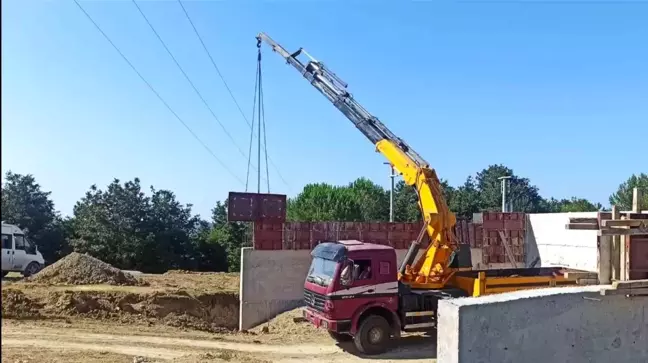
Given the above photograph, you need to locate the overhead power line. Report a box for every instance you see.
[131,0,265,181]
[176,0,292,191]
[73,0,245,186]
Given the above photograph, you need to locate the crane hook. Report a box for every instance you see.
[256,37,261,49]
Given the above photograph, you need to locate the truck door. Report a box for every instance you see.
[11,234,27,271]
[2,233,14,271]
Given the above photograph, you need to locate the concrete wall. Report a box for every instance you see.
[239,246,514,330]
[525,212,598,271]
[437,286,647,363]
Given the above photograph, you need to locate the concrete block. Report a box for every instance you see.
[239,248,312,331]
[437,286,648,363]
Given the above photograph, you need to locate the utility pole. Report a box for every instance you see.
[384,162,395,222]
[498,176,512,213]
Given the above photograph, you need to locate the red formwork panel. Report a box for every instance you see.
[629,235,648,280]
[481,212,526,231]
[228,192,287,223]
[627,213,648,280]
[481,228,525,264]
[253,221,283,250]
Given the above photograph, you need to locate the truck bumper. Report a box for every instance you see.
[303,308,351,333]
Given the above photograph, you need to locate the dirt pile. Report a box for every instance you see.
[251,308,325,339]
[1,289,42,318]
[28,252,143,286]
[40,289,239,332]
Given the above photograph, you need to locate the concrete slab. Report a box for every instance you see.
[437,286,647,363]
[525,212,599,271]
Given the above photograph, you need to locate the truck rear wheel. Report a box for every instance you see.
[353,315,392,355]
[22,262,41,277]
[328,331,352,342]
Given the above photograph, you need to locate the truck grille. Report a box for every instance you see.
[304,289,326,311]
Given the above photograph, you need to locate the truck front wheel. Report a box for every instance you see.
[353,315,392,355]
[328,331,352,343]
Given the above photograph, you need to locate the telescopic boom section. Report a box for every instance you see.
[257,32,458,288]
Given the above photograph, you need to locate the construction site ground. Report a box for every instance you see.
[1,269,435,363]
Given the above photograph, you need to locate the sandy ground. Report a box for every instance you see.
[2,270,436,362]
[1,319,437,362]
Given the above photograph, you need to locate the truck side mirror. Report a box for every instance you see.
[340,259,354,286]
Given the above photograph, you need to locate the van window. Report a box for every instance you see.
[14,234,26,250]
[1,234,12,249]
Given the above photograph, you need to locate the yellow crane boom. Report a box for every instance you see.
[257,32,465,289]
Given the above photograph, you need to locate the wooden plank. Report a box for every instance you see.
[576,278,599,285]
[600,212,648,220]
[599,227,648,236]
[600,287,648,296]
[611,206,621,281]
[569,217,598,224]
[498,230,518,268]
[612,279,648,289]
[566,223,599,230]
[621,233,628,281]
[633,187,643,213]
[599,235,612,284]
[564,272,598,280]
[601,219,646,228]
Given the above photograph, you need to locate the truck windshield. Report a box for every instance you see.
[306,257,337,287]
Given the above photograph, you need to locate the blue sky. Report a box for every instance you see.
[2,0,647,218]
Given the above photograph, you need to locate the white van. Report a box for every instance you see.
[2,222,45,277]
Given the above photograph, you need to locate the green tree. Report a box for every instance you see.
[475,164,545,213]
[287,183,363,222]
[348,178,390,222]
[1,171,70,263]
[543,197,602,213]
[209,200,247,272]
[450,177,481,219]
[69,178,225,272]
[392,179,456,222]
[609,173,648,210]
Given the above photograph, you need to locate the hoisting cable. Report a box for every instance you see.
[245,50,259,192]
[245,39,271,193]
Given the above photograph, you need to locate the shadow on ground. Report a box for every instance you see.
[336,332,437,360]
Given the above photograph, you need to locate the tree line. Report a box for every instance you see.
[2,166,645,273]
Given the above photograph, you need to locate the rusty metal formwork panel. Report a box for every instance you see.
[254,219,491,252]
[253,221,283,250]
[628,213,648,280]
[479,212,526,265]
[478,212,526,231]
[278,221,424,250]
[227,192,286,223]
[629,235,648,280]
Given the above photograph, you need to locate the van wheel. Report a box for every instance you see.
[328,331,353,342]
[22,262,41,277]
[353,315,391,355]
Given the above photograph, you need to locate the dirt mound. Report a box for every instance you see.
[251,307,325,338]
[41,289,239,332]
[28,252,142,286]
[1,289,42,319]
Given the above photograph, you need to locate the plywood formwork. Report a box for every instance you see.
[565,187,648,282]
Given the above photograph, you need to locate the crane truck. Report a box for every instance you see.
[257,33,583,355]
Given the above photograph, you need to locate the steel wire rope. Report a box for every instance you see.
[176,0,291,191]
[131,0,265,182]
[245,64,259,192]
[73,0,245,186]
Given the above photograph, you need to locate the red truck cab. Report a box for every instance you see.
[303,240,404,354]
